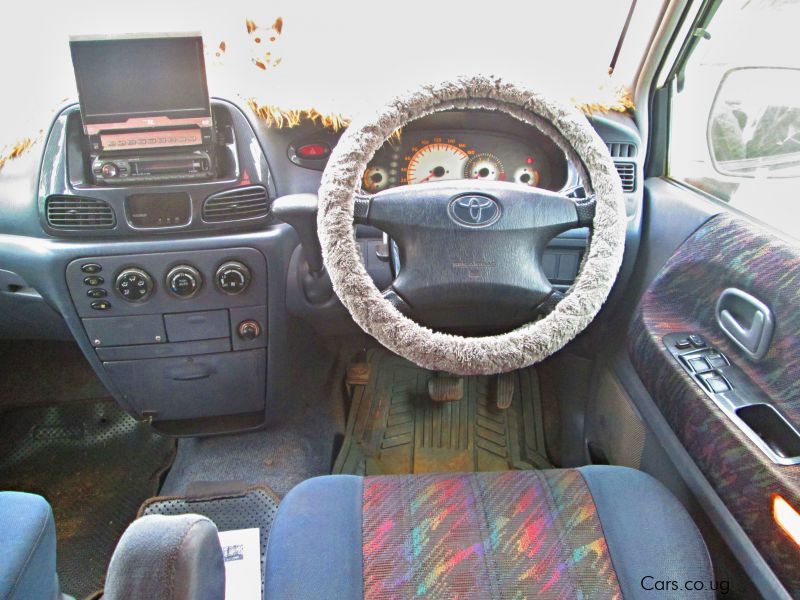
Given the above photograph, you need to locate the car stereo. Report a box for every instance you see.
[69,32,217,185]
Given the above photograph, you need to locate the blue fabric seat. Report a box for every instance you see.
[0,491,61,600]
[103,513,225,600]
[265,466,714,599]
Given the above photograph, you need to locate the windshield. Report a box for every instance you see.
[0,0,663,145]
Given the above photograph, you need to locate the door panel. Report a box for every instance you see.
[629,212,800,594]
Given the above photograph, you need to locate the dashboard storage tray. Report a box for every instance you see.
[84,314,166,347]
[104,348,265,421]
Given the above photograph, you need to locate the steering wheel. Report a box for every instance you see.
[318,76,626,376]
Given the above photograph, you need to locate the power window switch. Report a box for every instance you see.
[706,352,729,369]
[675,337,692,350]
[700,374,731,394]
[688,357,712,373]
[689,334,706,348]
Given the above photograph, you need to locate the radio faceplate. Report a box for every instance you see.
[91,149,215,185]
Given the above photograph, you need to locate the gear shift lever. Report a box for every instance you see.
[272,193,325,274]
[272,193,333,303]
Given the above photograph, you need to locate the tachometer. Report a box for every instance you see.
[465,153,504,181]
[405,143,468,184]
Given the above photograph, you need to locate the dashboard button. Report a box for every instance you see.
[166,265,202,299]
[215,261,251,295]
[115,268,154,302]
[81,263,102,274]
[87,288,107,298]
[90,300,111,310]
[297,143,331,159]
[83,275,104,286]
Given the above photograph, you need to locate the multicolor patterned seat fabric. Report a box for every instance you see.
[362,470,621,599]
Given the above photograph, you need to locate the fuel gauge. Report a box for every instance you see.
[363,166,390,192]
[513,165,540,187]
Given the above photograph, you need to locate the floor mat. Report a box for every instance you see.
[333,349,551,475]
[0,341,110,407]
[160,326,351,498]
[0,401,175,599]
[141,486,279,598]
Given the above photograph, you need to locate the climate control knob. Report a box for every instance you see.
[115,268,154,302]
[215,261,251,295]
[166,265,202,299]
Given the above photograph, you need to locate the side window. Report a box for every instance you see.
[669,0,800,237]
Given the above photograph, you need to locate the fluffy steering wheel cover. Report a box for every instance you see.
[318,76,626,375]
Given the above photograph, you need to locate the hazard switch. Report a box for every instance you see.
[296,143,330,159]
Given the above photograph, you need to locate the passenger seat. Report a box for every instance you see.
[0,491,65,600]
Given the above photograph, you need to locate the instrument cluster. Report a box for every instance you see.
[362,130,570,193]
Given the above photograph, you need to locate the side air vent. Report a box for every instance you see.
[45,195,115,229]
[202,186,269,223]
[607,142,637,158]
[614,162,636,193]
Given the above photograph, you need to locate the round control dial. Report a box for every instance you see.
[166,265,202,299]
[215,261,251,295]
[115,268,154,302]
[100,162,118,178]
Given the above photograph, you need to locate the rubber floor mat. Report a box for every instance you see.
[141,486,279,598]
[0,401,175,599]
[333,349,551,475]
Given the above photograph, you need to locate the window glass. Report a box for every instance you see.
[669,0,800,237]
[0,1,663,145]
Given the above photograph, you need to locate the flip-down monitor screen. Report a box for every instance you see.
[70,33,211,135]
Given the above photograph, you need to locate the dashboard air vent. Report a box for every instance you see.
[614,162,636,193]
[45,195,115,229]
[202,186,269,223]
[607,142,637,158]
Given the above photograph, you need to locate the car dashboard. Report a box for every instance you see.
[0,94,643,437]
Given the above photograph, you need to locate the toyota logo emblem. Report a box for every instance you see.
[447,195,501,228]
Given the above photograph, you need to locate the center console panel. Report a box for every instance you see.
[27,34,282,436]
[66,247,268,434]
[38,100,275,238]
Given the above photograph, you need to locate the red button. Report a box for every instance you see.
[297,143,330,158]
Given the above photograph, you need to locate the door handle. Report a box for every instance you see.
[716,288,774,360]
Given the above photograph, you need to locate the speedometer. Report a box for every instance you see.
[405,143,468,184]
